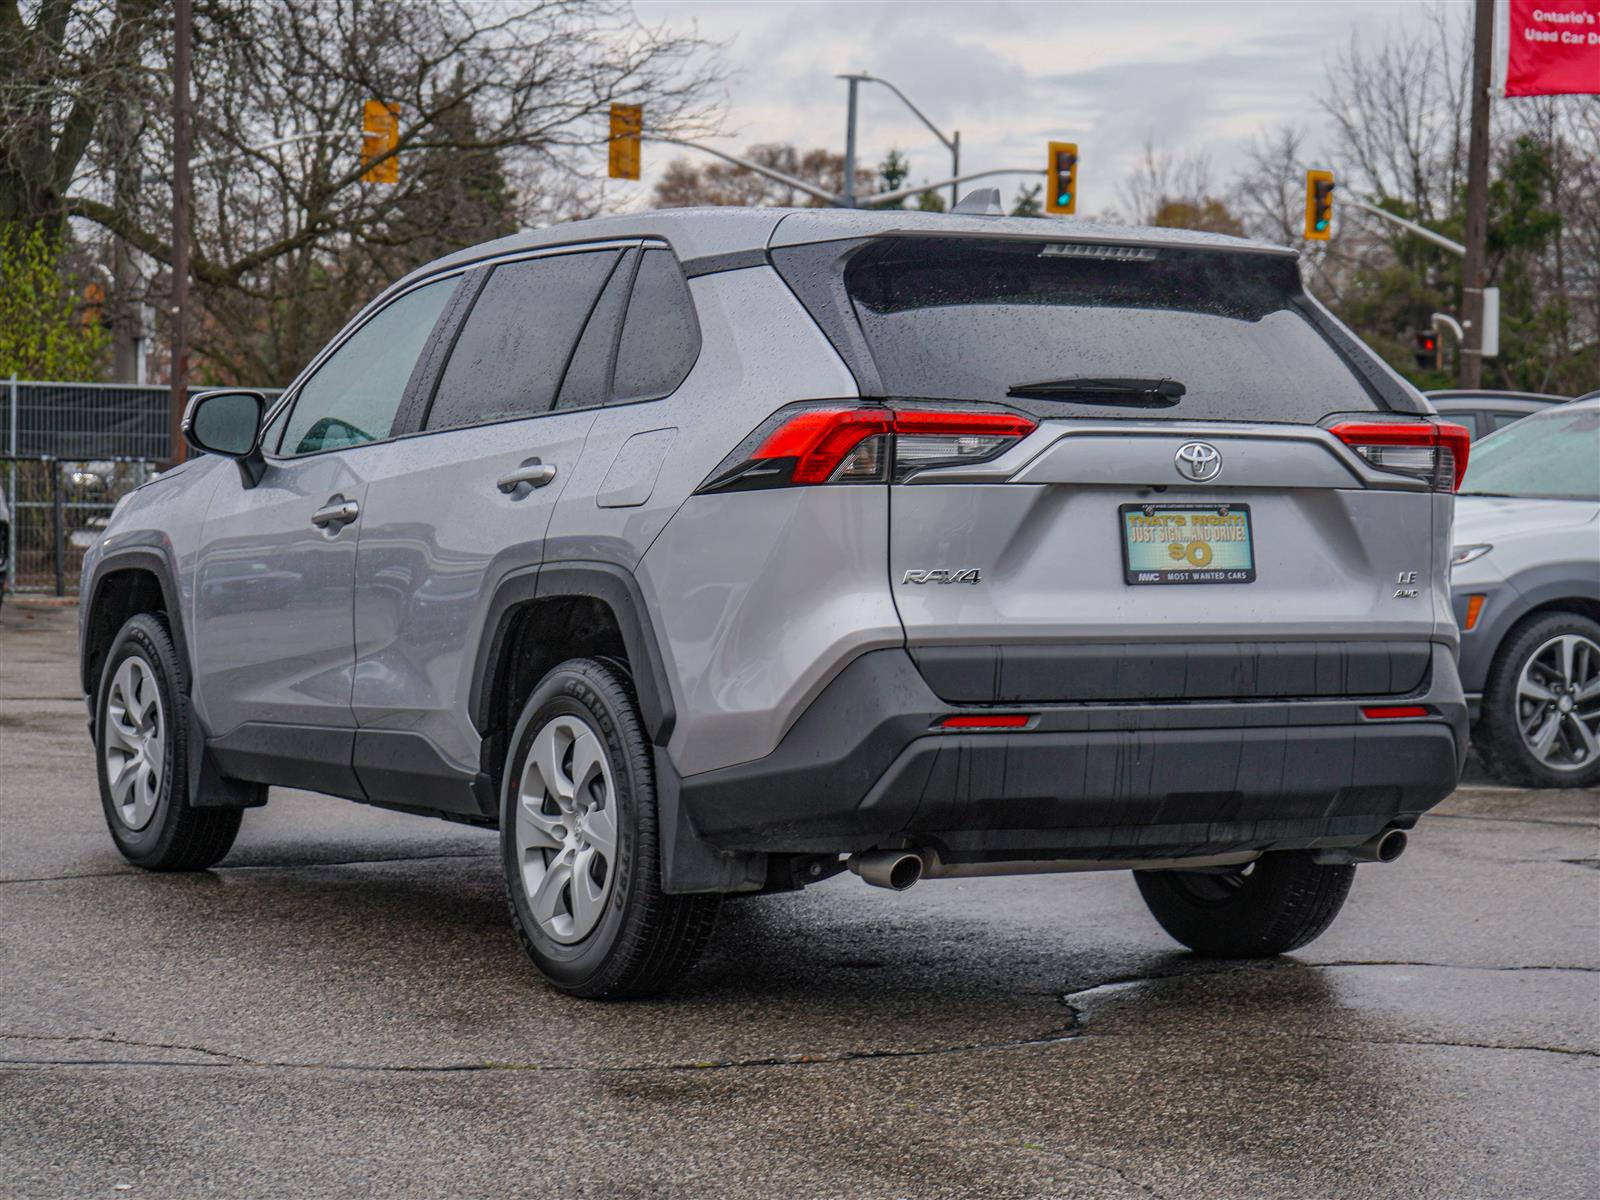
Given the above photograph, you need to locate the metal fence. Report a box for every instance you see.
[1,378,279,597]
[2,455,159,596]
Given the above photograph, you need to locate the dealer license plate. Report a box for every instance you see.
[1120,503,1255,585]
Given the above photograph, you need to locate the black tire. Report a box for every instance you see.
[1474,611,1600,789]
[1134,852,1355,957]
[94,613,242,870]
[500,657,719,999]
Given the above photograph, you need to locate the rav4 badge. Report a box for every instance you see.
[902,568,982,585]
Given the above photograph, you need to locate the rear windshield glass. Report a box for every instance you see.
[1458,404,1600,501]
[778,236,1419,421]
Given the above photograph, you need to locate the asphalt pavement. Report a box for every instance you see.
[1,598,1596,1198]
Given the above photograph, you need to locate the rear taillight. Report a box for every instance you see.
[1330,421,1471,493]
[698,403,1037,493]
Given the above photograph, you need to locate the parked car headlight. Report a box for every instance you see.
[1450,543,1493,569]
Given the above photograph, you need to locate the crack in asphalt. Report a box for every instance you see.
[1060,957,1599,1002]
[9,951,1595,1081]
[0,849,496,885]
[0,1026,1085,1077]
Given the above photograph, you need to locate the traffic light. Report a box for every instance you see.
[1414,330,1438,370]
[1304,169,1334,240]
[361,100,400,185]
[608,103,642,181]
[1045,141,1077,215]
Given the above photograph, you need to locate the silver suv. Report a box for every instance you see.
[80,209,1469,997]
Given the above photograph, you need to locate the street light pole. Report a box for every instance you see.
[842,75,860,208]
[838,73,961,210]
[170,0,192,466]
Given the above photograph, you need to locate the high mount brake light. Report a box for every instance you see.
[1330,421,1471,493]
[700,405,1038,493]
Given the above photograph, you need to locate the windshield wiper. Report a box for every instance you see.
[1006,376,1186,407]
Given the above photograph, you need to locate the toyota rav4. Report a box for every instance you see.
[81,208,1469,997]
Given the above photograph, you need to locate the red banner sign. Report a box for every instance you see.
[1506,0,1600,96]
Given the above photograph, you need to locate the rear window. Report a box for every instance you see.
[775,236,1423,421]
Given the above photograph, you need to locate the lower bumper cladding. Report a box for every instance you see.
[673,646,1467,866]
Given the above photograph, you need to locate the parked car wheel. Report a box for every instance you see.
[1476,612,1600,789]
[501,658,719,998]
[1134,852,1356,957]
[95,613,242,869]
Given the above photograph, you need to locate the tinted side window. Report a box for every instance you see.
[279,277,458,456]
[1492,410,1525,431]
[611,249,700,403]
[426,250,619,431]
[555,251,638,412]
[1449,411,1480,439]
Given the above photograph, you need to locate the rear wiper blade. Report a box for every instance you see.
[1006,376,1186,407]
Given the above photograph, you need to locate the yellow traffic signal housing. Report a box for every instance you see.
[608,103,642,181]
[361,100,400,185]
[1304,169,1335,240]
[1045,141,1078,215]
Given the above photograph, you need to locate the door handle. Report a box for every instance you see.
[497,460,557,494]
[310,497,360,529]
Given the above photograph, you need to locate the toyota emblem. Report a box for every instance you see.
[1174,441,1223,482]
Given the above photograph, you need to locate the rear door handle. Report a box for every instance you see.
[497,460,557,494]
[310,497,360,529]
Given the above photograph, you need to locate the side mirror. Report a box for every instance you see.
[182,389,268,485]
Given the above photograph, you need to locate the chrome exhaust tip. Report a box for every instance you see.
[1316,828,1409,865]
[849,850,924,891]
[1371,828,1408,863]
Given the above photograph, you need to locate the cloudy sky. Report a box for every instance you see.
[628,0,1472,214]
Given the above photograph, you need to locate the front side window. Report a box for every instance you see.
[278,277,459,456]
[426,250,620,431]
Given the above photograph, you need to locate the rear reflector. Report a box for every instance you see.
[939,714,1031,729]
[1361,705,1429,720]
[698,403,1037,493]
[1330,421,1471,492]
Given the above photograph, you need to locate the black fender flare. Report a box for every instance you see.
[468,559,678,747]
[1463,563,1600,693]
[81,545,191,695]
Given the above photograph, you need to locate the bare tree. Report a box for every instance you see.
[1320,5,1471,220]
[1118,138,1214,225]
[26,0,726,383]
[653,143,869,209]
[0,0,164,231]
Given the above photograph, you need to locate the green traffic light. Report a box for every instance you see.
[1315,219,1328,231]
[1057,192,1071,206]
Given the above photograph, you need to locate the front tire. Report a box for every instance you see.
[500,658,718,998]
[95,613,242,870]
[1475,612,1600,789]
[1134,852,1355,957]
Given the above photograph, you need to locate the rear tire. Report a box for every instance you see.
[500,657,719,999]
[1134,851,1355,957]
[1475,612,1600,789]
[95,613,242,870]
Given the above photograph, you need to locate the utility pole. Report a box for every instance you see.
[1459,0,1494,389]
[170,0,193,465]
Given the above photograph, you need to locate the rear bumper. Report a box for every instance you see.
[674,644,1467,863]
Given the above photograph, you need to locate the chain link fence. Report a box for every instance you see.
[1,378,279,598]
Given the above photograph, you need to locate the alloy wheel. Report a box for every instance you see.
[1516,633,1600,772]
[103,656,166,831]
[515,714,619,944]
